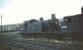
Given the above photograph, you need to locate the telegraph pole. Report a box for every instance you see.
[1,14,2,37]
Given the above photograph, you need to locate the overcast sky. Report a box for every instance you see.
[0,0,83,25]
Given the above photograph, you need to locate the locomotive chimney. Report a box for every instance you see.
[51,14,56,20]
[39,17,44,21]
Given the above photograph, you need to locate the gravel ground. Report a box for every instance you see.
[0,32,83,50]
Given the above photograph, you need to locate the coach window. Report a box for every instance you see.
[67,17,72,23]
[64,18,68,21]
[12,28,14,31]
[48,22,51,26]
[6,27,8,31]
[2,28,4,31]
[76,17,79,21]
[8,27,11,30]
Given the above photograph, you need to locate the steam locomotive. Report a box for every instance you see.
[0,14,60,33]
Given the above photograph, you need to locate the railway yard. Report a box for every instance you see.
[0,4,83,50]
[0,32,83,50]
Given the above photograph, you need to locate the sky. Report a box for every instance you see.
[0,0,83,25]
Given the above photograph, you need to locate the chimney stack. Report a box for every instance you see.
[81,6,83,14]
